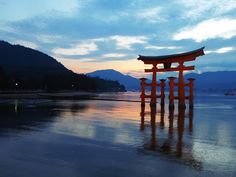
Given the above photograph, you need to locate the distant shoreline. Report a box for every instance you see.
[0,90,234,100]
[0,91,142,108]
[0,91,97,100]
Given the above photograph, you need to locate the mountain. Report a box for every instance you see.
[0,40,73,78]
[87,69,141,90]
[0,40,125,91]
[185,71,236,91]
[87,69,236,92]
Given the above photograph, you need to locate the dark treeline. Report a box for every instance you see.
[0,67,125,92]
[0,40,125,92]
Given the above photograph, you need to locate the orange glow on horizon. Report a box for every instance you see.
[57,58,150,78]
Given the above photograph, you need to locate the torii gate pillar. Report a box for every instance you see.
[178,61,186,108]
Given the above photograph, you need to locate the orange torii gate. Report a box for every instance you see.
[138,47,205,108]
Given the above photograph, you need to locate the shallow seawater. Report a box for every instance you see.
[0,92,236,177]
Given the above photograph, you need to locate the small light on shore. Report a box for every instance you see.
[15,83,18,86]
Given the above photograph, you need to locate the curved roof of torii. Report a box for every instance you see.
[137,47,205,64]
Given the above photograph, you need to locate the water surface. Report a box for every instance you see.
[0,92,235,177]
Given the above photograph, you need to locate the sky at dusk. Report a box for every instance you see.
[0,0,236,78]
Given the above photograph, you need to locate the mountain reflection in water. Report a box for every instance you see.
[0,100,88,136]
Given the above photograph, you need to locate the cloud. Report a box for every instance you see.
[136,7,165,23]
[173,18,236,42]
[176,0,236,20]
[52,42,98,56]
[0,22,17,33]
[51,35,148,60]
[0,0,79,22]
[205,47,235,54]
[14,40,38,49]
[36,34,62,43]
[103,53,127,58]
[55,55,97,62]
[145,45,180,50]
[110,35,148,50]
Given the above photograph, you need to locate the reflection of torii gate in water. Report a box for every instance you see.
[138,47,205,108]
[139,105,202,169]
